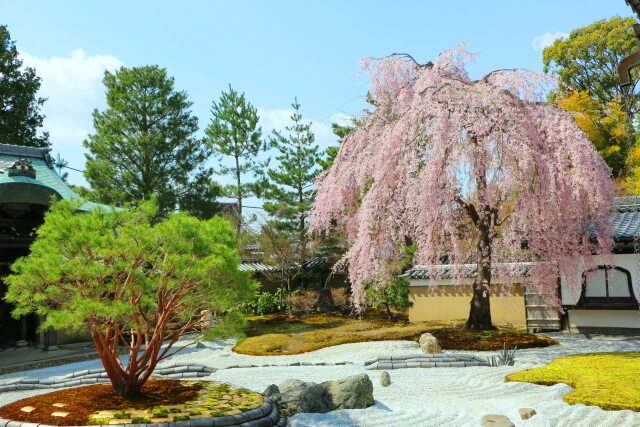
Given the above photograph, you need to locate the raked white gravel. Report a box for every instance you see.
[0,333,639,427]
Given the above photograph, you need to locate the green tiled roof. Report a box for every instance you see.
[0,143,109,211]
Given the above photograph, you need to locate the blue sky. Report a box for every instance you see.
[0,0,634,209]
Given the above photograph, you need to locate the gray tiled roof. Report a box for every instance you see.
[613,196,640,241]
[403,262,534,280]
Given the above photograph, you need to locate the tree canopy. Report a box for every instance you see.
[311,45,614,329]
[543,16,638,183]
[4,200,255,398]
[84,65,218,219]
[543,16,639,117]
[205,85,266,233]
[0,25,49,147]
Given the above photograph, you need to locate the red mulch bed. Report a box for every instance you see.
[0,379,202,426]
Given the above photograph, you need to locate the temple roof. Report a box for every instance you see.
[0,143,107,211]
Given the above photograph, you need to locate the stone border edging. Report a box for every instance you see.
[0,398,287,427]
[364,354,490,370]
[222,361,353,370]
[0,364,215,393]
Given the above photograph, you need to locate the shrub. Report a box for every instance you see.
[289,289,318,312]
[243,287,289,315]
[330,288,350,309]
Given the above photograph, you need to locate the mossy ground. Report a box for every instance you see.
[506,352,640,411]
[0,380,263,426]
[89,382,263,424]
[233,312,557,355]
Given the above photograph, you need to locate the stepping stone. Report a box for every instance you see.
[20,406,35,413]
[481,414,514,427]
[52,403,67,408]
[519,408,536,420]
[109,419,130,424]
[51,411,69,417]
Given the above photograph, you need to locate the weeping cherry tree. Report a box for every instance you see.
[310,45,614,330]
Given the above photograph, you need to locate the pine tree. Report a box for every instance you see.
[264,99,321,269]
[205,85,266,234]
[84,65,216,219]
[0,25,49,147]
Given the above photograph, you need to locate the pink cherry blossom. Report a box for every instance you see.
[310,44,614,316]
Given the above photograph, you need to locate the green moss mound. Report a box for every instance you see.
[506,352,640,411]
[233,313,557,355]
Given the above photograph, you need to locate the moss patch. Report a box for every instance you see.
[506,352,640,411]
[0,380,263,426]
[233,313,557,355]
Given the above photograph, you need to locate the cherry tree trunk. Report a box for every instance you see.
[465,218,495,330]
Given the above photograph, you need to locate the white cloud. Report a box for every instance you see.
[257,107,337,151]
[329,112,355,127]
[531,31,568,52]
[19,49,124,185]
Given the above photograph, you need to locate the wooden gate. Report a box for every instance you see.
[524,287,561,331]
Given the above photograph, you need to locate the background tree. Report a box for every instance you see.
[4,201,255,399]
[258,220,306,296]
[0,25,49,147]
[543,16,638,185]
[319,122,354,171]
[264,99,321,271]
[205,85,266,234]
[84,65,217,219]
[310,47,614,330]
[53,153,69,182]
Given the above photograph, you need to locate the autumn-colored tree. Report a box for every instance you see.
[4,201,254,398]
[543,16,640,190]
[310,45,614,330]
[555,90,629,177]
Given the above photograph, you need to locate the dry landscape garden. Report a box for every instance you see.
[1,3,640,427]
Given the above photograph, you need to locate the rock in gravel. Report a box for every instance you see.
[272,374,374,416]
[380,371,391,387]
[272,379,331,416]
[519,408,536,420]
[325,373,374,409]
[263,384,280,397]
[481,414,515,427]
[418,333,442,354]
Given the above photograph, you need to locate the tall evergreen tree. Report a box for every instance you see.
[205,85,266,234]
[84,65,217,218]
[264,99,321,268]
[0,25,49,147]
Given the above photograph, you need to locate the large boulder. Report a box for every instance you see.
[418,332,442,354]
[324,373,374,409]
[271,374,374,416]
[273,379,331,416]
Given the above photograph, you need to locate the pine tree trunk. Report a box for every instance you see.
[465,216,495,330]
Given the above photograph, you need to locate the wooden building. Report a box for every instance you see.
[0,143,108,348]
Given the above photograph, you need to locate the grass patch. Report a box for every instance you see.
[233,313,557,355]
[506,352,640,411]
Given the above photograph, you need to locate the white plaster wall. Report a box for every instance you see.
[560,253,640,305]
[568,310,640,329]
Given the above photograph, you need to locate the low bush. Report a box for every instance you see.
[289,289,318,312]
[330,288,350,309]
[242,288,289,315]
